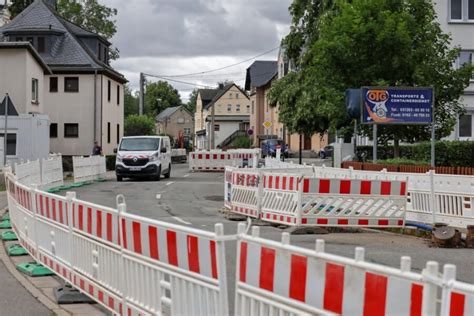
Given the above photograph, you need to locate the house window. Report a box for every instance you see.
[0,133,17,155]
[64,77,79,92]
[184,127,191,135]
[251,100,254,114]
[50,123,58,138]
[229,93,232,99]
[117,85,120,105]
[470,0,474,19]
[177,117,185,124]
[236,93,239,99]
[107,122,111,143]
[227,104,232,112]
[246,105,250,113]
[458,51,474,79]
[64,123,79,138]
[104,47,108,63]
[236,104,241,112]
[107,80,111,102]
[459,115,472,137]
[98,43,102,60]
[31,78,39,103]
[451,0,463,20]
[214,124,220,131]
[49,77,58,92]
[116,124,120,144]
[37,37,45,53]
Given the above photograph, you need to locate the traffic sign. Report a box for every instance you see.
[262,120,272,130]
[247,129,254,136]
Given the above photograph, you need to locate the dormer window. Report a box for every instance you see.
[38,37,45,53]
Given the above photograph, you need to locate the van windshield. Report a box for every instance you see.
[119,138,160,151]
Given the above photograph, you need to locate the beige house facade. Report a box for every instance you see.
[194,83,250,149]
[0,0,127,156]
[155,106,193,141]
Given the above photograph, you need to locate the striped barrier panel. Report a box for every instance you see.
[15,159,41,186]
[189,152,233,171]
[440,265,474,316]
[120,212,229,315]
[236,224,433,316]
[260,174,407,227]
[230,169,262,218]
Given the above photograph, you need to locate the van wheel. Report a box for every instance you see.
[164,164,171,179]
[116,175,123,182]
[155,166,161,181]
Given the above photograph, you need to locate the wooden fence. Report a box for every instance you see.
[342,161,474,175]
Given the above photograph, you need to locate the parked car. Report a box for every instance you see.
[115,136,172,181]
[261,139,288,158]
[319,145,334,159]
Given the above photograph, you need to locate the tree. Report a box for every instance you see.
[9,0,33,18]
[186,89,198,113]
[270,0,473,156]
[144,81,182,117]
[124,115,156,136]
[124,84,139,117]
[57,0,119,59]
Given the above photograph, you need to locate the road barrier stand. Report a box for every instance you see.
[224,166,233,209]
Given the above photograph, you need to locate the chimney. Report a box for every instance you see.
[43,0,57,10]
[218,83,224,90]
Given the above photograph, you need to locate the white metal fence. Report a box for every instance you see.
[40,154,64,189]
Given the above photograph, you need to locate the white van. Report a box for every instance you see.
[115,136,171,181]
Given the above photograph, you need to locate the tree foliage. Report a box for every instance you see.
[9,0,119,60]
[124,84,139,117]
[186,89,198,113]
[57,0,119,59]
[269,0,473,147]
[144,81,182,117]
[124,115,156,136]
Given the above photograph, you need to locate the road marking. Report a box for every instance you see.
[156,194,161,200]
[172,216,191,225]
[166,181,174,186]
[183,174,189,178]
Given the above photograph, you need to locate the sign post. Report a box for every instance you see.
[361,87,434,165]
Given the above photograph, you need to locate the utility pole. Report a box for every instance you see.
[139,72,145,115]
[211,103,215,149]
[299,133,302,165]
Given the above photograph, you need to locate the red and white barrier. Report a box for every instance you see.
[189,151,233,171]
[235,224,440,316]
[230,169,262,218]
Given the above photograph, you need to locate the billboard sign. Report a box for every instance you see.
[361,87,433,124]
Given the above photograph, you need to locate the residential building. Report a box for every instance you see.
[0,42,51,165]
[194,83,250,149]
[155,105,193,143]
[0,0,127,156]
[0,1,11,27]
[245,61,280,146]
[436,0,474,140]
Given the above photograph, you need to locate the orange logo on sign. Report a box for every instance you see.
[366,90,389,102]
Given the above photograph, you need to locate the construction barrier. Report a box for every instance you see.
[5,167,230,315]
[229,169,262,218]
[73,155,106,183]
[41,154,64,189]
[190,149,261,172]
[5,168,474,315]
[14,159,41,186]
[224,166,233,209]
[235,223,474,316]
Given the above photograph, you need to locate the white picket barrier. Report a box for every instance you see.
[41,154,64,189]
[14,159,41,186]
[230,169,262,218]
[235,223,445,316]
[228,149,261,168]
[73,155,107,183]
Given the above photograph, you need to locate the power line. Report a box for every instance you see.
[155,46,279,78]
[144,74,212,88]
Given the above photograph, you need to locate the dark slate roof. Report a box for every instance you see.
[198,88,220,108]
[156,106,180,122]
[245,60,278,90]
[205,115,250,122]
[0,0,126,83]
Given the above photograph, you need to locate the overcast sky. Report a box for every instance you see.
[101,0,293,102]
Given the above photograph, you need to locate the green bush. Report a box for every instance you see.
[124,115,156,136]
[231,135,252,148]
[356,141,474,167]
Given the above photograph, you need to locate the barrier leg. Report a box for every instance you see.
[440,264,456,316]
[422,261,439,316]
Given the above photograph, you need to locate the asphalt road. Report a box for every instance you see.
[68,163,474,286]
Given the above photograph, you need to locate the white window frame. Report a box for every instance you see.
[31,78,39,103]
[0,131,18,157]
[227,104,232,112]
[449,0,474,22]
[236,104,241,112]
[456,50,474,81]
[459,114,473,138]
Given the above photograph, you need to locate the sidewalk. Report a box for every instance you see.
[0,192,52,316]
